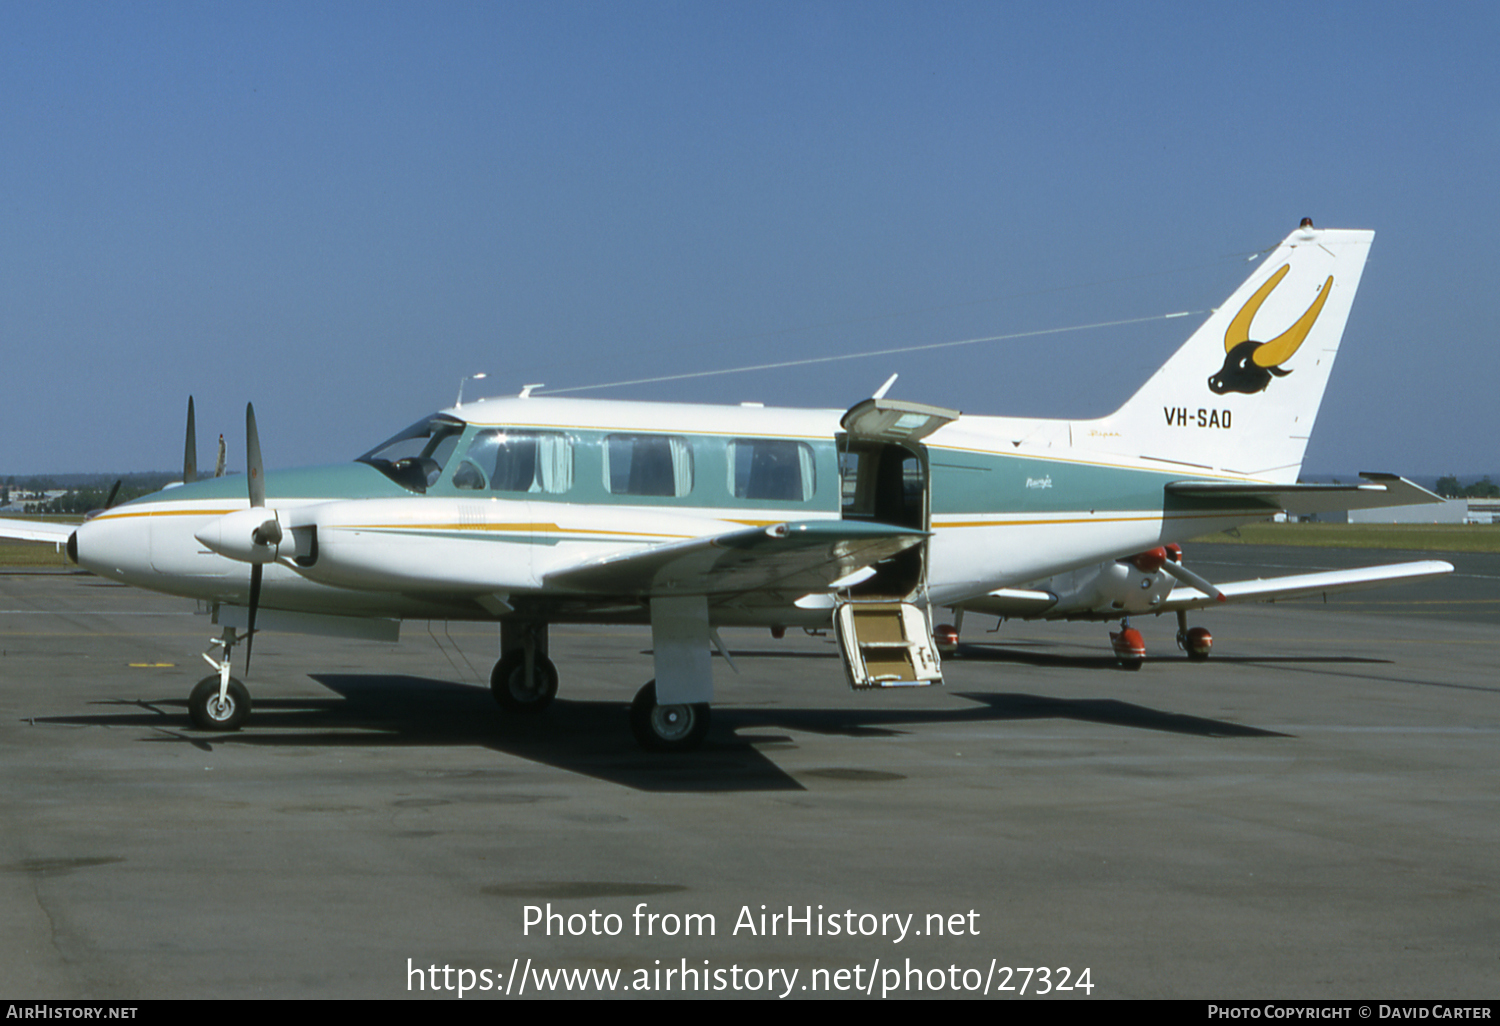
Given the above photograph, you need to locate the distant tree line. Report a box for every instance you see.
[3,473,178,515]
[1435,475,1500,499]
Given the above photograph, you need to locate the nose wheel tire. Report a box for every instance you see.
[189,675,251,731]
[491,651,559,713]
[630,681,710,753]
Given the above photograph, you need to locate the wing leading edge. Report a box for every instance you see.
[0,518,74,545]
[1150,559,1455,615]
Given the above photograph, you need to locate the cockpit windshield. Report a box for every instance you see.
[356,414,465,493]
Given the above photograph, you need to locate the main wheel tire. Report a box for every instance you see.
[189,675,251,731]
[490,651,558,713]
[1183,626,1214,662]
[629,681,710,753]
[1110,627,1146,670]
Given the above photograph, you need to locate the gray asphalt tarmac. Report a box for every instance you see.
[1,549,1496,1000]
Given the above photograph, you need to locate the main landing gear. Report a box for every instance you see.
[629,681,711,753]
[1106,613,1213,668]
[1175,610,1213,661]
[490,650,559,713]
[490,622,558,713]
[1109,620,1146,670]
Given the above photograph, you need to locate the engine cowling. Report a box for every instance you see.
[194,508,287,565]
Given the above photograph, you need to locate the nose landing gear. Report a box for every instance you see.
[188,627,253,731]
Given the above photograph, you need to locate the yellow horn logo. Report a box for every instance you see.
[1209,265,1333,395]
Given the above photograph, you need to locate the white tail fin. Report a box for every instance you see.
[1084,224,1374,483]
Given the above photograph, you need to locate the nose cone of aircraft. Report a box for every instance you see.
[72,512,154,583]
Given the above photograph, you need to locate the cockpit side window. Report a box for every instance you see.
[356,415,465,493]
[465,430,574,494]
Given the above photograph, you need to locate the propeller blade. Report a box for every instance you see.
[184,397,197,485]
[246,403,265,508]
[245,563,261,675]
[1162,560,1226,602]
[104,479,122,510]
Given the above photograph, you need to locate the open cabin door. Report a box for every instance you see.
[834,398,959,689]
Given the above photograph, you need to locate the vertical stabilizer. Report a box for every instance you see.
[1084,224,1373,482]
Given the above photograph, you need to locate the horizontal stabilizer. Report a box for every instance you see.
[1155,560,1454,614]
[545,519,927,598]
[1167,473,1443,517]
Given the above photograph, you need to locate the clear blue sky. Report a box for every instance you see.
[3,1,1495,476]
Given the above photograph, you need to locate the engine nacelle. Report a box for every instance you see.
[1041,558,1174,618]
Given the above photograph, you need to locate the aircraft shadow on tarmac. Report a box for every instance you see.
[32,669,1288,793]
[951,642,1392,669]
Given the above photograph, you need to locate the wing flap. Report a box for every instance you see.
[544,520,927,598]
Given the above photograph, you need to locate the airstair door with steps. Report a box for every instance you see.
[834,600,942,688]
[834,397,959,689]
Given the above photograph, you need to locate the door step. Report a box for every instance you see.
[834,601,943,688]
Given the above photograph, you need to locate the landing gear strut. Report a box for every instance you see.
[189,626,253,730]
[630,681,711,753]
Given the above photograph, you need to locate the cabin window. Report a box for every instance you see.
[604,434,693,497]
[727,439,815,501]
[460,430,573,494]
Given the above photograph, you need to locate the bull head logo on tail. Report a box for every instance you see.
[1208,264,1333,395]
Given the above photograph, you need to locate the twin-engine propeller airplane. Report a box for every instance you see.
[1,222,1452,752]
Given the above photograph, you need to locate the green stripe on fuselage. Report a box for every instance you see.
[929,447,1227,516]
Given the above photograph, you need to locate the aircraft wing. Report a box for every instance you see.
[544,519,927,599]
[0,518,74,545]
[1166,473,1442,517]
[960,560,1454,622]
[1148,559,1455,614]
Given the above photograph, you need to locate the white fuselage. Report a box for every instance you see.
[72,395,1271,628]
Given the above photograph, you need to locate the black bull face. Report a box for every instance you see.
[1209,341,1293,395]
[1209,266,1333,396]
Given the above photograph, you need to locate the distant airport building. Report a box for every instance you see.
[1464,499,1500,525]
